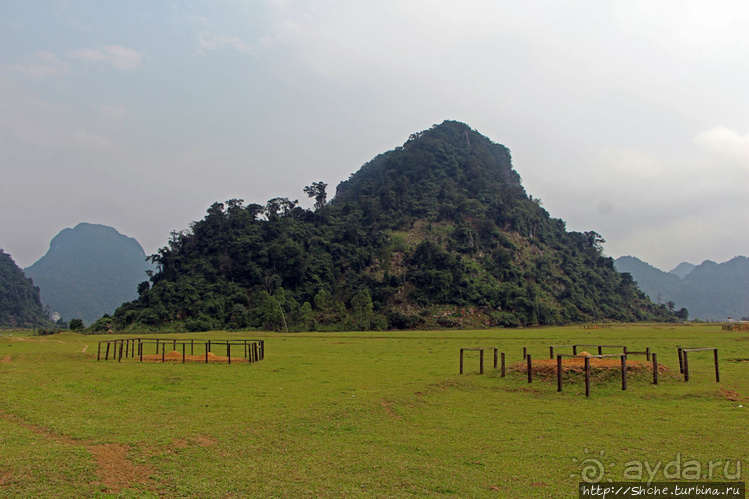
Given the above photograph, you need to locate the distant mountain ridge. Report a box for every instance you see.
[614,255,749,320]
[24,223,154,325]
[669,262,696,279]
[0,248,52,328]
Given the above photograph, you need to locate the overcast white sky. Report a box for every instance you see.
[1,1,747,271]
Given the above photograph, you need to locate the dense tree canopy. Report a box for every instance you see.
[0,249,52,328]
[111,121,674,331]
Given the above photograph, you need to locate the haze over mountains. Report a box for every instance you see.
[614,256,749,321]
[24,223,154,325]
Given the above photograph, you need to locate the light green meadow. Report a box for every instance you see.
[0,324,746,498]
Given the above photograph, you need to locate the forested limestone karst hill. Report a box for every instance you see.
[111,121,674,331]
[25,223,153,325]
[0,248,51,328]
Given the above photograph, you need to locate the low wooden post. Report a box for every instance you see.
[527,354,532,383]
[139,342,143,362]
[118,340,123,362]
[208,340,211,353]
[182,343,186,363]
[173,339,176,351]
[97,342,101,361]
[585,357,591,397]
[191,339,194,355]
[501,352,505,377]
[683,350,689,382]
[652,353,658,385]
[479,349,484,374]
[460,349,464,374]
[597,345,602,356]
[205,345,209,364]
[714,349,720,383]
[105,342,110,361]
[623,346,628,358]
[227,343,231,365]
[573,345,578,355]
[161,346,165,363]
[557,355,563,392]
[260,340,265,360]
[678,347,683,374]
[523,347,527,360]
[646,347,651,361]
[253,343,259,363]
[620,354,627,390]
[156,339,160,355]
[493,348,498,369]
[125,339,129,358]
[550,346,554,360]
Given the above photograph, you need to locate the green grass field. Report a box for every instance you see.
[0,324,746,498]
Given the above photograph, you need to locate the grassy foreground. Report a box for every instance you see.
[0,324,746,498]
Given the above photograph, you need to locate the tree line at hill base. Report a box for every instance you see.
[102,121,676,332]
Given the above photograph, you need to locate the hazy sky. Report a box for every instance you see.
[1,1,747,271]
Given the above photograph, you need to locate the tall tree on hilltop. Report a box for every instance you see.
[304,182,328,210]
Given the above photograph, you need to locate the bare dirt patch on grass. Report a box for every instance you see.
[719,389,744,401]
[510,353,668,381]
[0,411,154,493]
[189,435,218,447]
[0,471,15,489]
[140,350,248,363]
[88,443,152,493]
[0,355,11,364]
[379,399,401,420]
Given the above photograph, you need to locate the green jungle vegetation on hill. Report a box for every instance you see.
[111,121,675,332]
[0,248,52,328]
[24,223,154,326]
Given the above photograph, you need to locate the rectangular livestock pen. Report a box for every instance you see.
[97,338,265,364]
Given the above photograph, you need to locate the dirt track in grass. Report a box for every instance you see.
[0,412,153,493]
